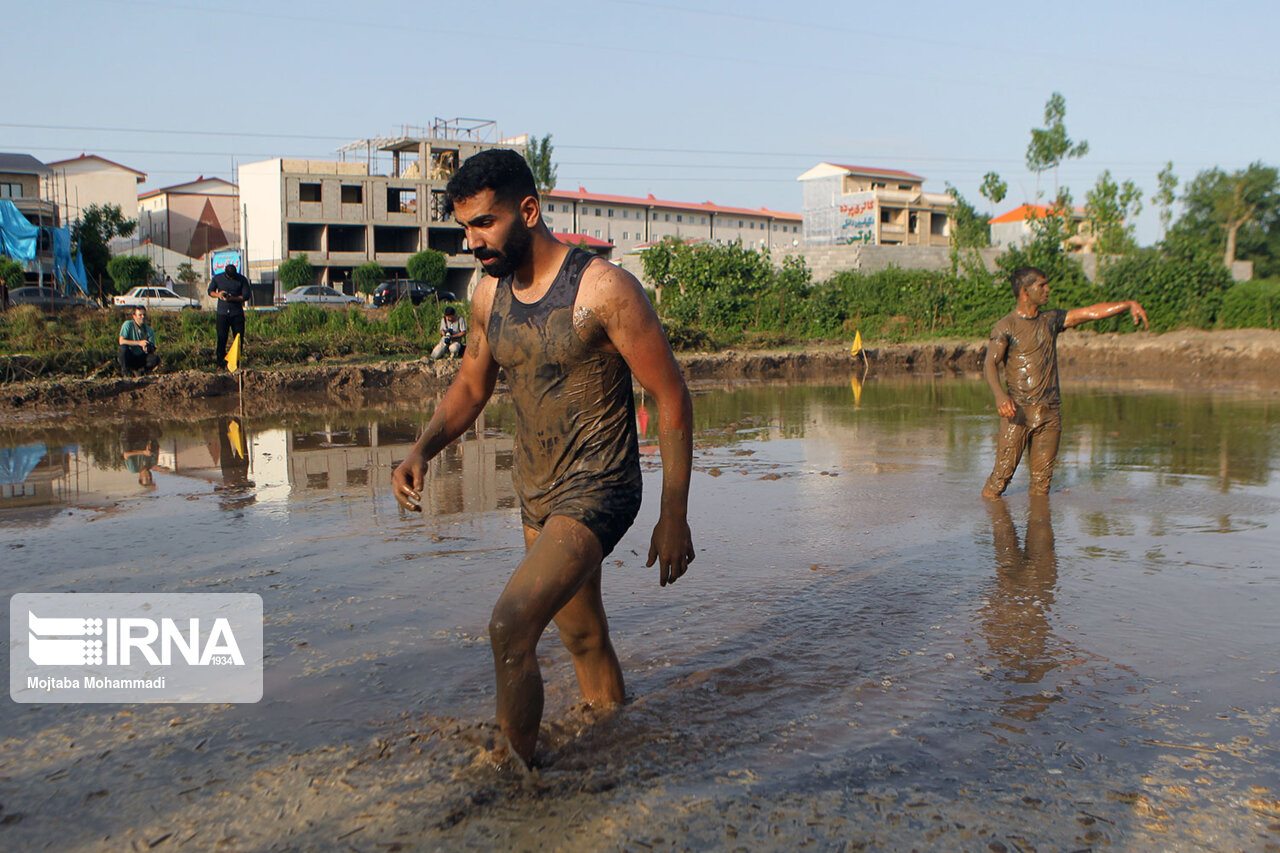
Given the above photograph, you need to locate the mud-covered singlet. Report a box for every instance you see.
[487,248,642,555]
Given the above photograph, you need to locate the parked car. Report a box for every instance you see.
[372,280,457,307]
[113,286,200,312]
[7,286,101,312]
[282,285,362,306]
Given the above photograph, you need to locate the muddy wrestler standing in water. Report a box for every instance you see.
[392,149,695,767]
[982,265,1148,498]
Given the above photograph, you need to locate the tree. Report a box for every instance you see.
[176,262,200,285]
[1085,170,1143,255]
[106,255,155,291]
[1155,162,1178,239]
[72,203,137,296]
[1026,92,1089,198]
[354,261,385,295]
[945,184,990,249]
[279,253,315,290]
[524,134,558,197]
[980,172,1008,208]
[1178,162,1280,268]
[407,249,447,286]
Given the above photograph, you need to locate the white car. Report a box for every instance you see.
[282,285,362,306]
[113,286,201,312]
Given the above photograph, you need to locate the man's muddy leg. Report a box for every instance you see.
[983,419,1029,498]
[1026,423,1061,496]
[552,561,624,708]
[488,516,606,764]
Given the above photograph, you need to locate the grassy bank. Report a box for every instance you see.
[0,301,455,382]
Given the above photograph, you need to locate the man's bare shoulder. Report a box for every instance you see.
[470,274,499,327]
[577,257,648,312]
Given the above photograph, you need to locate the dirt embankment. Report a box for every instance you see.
[4,329,1280,425]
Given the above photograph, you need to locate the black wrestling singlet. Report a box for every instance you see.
[487,248,642,554]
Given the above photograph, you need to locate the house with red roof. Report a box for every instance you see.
[42,154,146,225]
[137,176,239,259]
[988,204,1096,253]
[797,162,954,248]
[543,187,801,257]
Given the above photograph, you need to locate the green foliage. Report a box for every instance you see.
[1155,162,1178,238]
[276,302,327,335]
[105,255,154,290]
[1172,162,1280,268]
[354,261,385,295]
[0,256,25,291]
[1097,251,1231,333]
[980,172,1008,206]
[945,184,990,249]
[176,262,200,285]
[73,204,137,296]
[279,254,315,291]
[524,134,558,197]
[1026,92,1089,197]
[1217,278,1280,330]
[406,249,447,286]
[1085,170,1143,255]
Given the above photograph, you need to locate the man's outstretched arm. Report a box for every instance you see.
[1064,300,1148,329]
[392,285,499,511]
[588,264,694,586]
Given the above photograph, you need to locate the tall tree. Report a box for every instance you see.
[1181,162,1280,268]
[945,183,990,249]
[524,134,558,197]
[72,203,137,297]
[1026,92,1089,199]
[979,172,1008,208]
[1085,170,1143,255]
[1155,162,1178,238]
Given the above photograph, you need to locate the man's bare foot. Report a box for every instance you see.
[981,488,1003,499]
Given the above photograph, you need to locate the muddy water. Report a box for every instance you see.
[1,377,1278,851]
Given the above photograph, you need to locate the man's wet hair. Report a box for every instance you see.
[443,149,538,218]
[1010,266,1047,298]
[443,306,456,316]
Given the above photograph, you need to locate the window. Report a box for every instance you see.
[341,185,363,204]
[0,183,21,199]
[622,210,629,219]
[299,182,321,203]
[595,208,601,216]
[607,208,614,217]
[652,212,658,221]
[622,232,628,240]
[664,214,671,222]
[594,230,601,237]
[676,215,682,223]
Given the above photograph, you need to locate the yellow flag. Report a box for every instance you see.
[226,333,243,372]
[850,330,863,356]
[850,373,863,407]
[227,419,246,460]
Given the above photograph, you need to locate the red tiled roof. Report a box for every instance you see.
[554,232,614,249]
[827,163,924,182]
[989,203,1085,224]
[45,153,146,180]
[547,187,801,221]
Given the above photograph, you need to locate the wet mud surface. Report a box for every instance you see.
[2,378,1279,851]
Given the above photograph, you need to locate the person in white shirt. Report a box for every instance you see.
[431,305,467,359]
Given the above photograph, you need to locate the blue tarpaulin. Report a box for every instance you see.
[0,200,39,261]
[51,227,88,294]
[0,444,48,486]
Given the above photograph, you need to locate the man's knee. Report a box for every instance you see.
[489,602,539,664]
[557,621,608,658]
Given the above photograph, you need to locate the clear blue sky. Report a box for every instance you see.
[7,0,1278,245]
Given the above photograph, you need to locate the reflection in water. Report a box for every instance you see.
[120,420,161,489]
[980,496,1069,721]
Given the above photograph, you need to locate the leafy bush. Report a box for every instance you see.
[106,255,154,290]
[279,254,314,290]
[1097,251,1233,333]
[1217,278,1280,330]
[354,261,385,295]
[407,249,447,285]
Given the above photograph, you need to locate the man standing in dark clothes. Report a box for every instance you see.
[981,265,1148,497]
[209,263,251,369]
[392,149,695,767]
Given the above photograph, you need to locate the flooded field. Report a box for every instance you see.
[1,376,1278,851]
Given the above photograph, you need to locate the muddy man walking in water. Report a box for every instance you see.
[982,266,1148,498]
[392,149,695,767]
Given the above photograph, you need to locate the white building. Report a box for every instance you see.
[42,154,146,225]
[798,162,953,248]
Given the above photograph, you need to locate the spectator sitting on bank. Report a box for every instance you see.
[431,306,467,360]
[118,306,161,377]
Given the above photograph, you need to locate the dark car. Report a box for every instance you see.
[7,286,101,312]
[372,280,457,307]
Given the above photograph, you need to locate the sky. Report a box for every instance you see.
[6,0,1279,246]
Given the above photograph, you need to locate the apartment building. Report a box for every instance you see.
[42,154,146,225]
[238,124,521,297]
[799,162,953,248]
[0,152,57,281]
[544,187,801,256]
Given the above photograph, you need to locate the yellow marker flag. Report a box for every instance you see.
[850,330,863,356]
[850,374,863,407]
[226,333,243,372]
[227,419,246,460]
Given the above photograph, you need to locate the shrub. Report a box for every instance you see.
[407,249,447,285]
[1217,278,1280,330]
[279,254,314,290]
[354,261,385,295]
[106,255,154,290]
